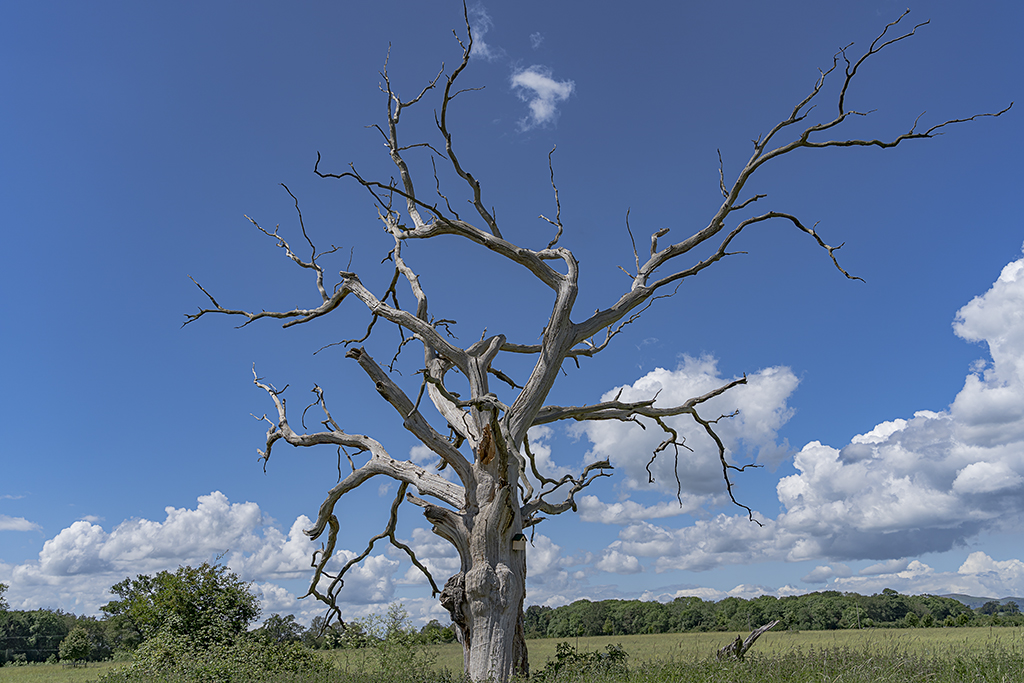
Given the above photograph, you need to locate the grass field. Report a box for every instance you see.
[3,627,1024,681]
[0,660,118,682]
[317,627,1024,678]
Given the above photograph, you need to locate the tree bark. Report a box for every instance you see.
[717,619,781,660]
[440,458,529,681]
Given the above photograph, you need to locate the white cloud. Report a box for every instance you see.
[468,5,502,61]
[802,564,851,584]
[457,7,573,132]
[766,253,1024,561]
[576,496,691,524]
[821,553,1024,599]
[611,516,792,572]
[397,528,460,587]
[573,357,798,502]
[595,549,642,575]
[410,444,457,482]
[953,460,1024,494]
[859,558,911,576]
[0,491,410,622]
[642,583,801,603]
[525,425,573,482]
[579,251,1024,579]
[511,66,574,130]
[958,551,1024,595]
[0,514,40,532]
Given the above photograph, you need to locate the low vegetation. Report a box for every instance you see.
[3,629,1024,682]
[3,572,1024,681]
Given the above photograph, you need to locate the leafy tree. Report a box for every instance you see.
[254,613,305,644]
[294,614,343,649]
[0,609,70,663]
[420,619,456,644]
[100,562,260,649]
[69,615,115,661]
[978,600,1003,616]
[184,7,1008,681]
[524,605,552,639]
[865,588,912,625]
[59,626,93,663]
[0,582,8,611]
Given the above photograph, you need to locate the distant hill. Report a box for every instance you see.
[940,594,1024,610]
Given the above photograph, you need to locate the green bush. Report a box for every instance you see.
[59,625,93,663]
[101,562,260,650]
[352,603,438,674]
[534,642,628,681]
[97,631,332,682]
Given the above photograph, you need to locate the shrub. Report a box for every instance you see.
[97,631,332,682]
[534,642,628,681]
[59,625,93,663]
[352,603,438,674]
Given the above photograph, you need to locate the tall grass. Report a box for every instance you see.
[3,628,1024,682]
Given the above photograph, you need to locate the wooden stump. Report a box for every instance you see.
[717,619,781,660]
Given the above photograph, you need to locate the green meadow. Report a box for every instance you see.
[3,627,1024,682]
[324,626,1024,671]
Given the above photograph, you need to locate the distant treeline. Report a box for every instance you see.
[525,589,1023,638]
[4,588,1022,664]
[0,609,112,665]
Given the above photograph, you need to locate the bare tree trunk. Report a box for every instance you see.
[440,468,529,681]
[717,619,781,660]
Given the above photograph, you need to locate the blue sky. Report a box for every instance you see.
[1,1,1022,627]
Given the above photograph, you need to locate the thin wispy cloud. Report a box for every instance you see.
[468,5,502,61]
[467,5,573,130]
[0,515,40,532]
[511,66,575,130]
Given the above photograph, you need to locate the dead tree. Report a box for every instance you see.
[184,8,1008,682]
[717,620,781,660]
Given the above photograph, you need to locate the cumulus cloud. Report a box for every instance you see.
[0,514,40,532]
[573,357,798,502]
[610,516,794,572]
[641,583,803,603]
[0,491,408,621]
[581,250,1024,581]
[595,550,642,575]
[765,254,1024,562]
[820,552,1024,598]
[523,533,582,605]
[511,66,574,130]
[529,32,544,49]
[398,527,460,588]
[638,551,1024,606]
